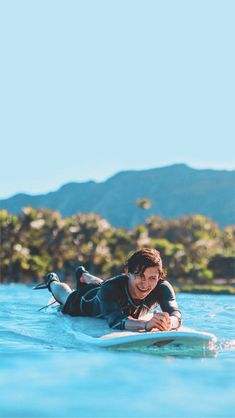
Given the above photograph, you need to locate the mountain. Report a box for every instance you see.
[1,164,234,228]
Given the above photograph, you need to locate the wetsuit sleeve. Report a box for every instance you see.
[158,281,182,329]
[99,283,127,330]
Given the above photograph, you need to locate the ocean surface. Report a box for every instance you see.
[0,284,235,418]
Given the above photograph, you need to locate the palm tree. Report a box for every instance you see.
[136,198,152,210]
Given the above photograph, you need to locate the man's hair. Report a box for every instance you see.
[125,248,166,279]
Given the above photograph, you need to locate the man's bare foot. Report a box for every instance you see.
[76,265,103,286]
[80,272,103,285]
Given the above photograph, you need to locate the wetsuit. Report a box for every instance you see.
[62,274,181,330]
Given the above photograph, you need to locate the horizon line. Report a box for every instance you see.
[1,162,234,200]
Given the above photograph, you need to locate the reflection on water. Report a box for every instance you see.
[0,285,235,417]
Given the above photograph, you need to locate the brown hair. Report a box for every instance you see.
[125,248,166,279]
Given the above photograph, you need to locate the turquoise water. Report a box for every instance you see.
[0,284,235,418]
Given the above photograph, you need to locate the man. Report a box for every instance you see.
[34,248,182,332]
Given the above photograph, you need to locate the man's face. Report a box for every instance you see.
[128,266,160,300]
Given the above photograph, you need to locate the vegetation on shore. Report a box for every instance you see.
[178,285,235,295]
[0,207,234,294]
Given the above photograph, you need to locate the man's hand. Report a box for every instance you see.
[145,311,171,332]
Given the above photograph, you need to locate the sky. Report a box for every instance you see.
[0,0,234,199]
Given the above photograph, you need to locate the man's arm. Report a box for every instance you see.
[124,312,173,332]
[157,280,182,330]
[124,281,182,332]
[99,279,181,332]
[99,283,174,332]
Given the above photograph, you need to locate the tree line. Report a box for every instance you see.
[0,207,234,285]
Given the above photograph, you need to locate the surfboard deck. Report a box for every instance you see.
[79,327,217,349]
[45,298,217,351]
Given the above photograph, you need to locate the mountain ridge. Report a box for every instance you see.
[1,164,234,228]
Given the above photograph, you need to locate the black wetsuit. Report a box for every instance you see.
[62,274,181,330]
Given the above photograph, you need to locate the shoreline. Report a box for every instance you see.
[1,281,235,295]
[177,285,235,295]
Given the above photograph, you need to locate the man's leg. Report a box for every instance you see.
[34,268,103,306]
[33,272,72,306]
[81,272,103,285]
[76,265,103,285]
[50,281,72,305]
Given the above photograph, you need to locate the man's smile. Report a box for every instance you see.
[136,286,150,293]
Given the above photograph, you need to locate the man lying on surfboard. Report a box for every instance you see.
[34,248,182,332]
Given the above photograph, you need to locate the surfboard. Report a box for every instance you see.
[76,326,217,349]
[44,299,217,351]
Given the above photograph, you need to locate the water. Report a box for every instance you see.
[0,284,235,418]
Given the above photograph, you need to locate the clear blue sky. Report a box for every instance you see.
[0,0,234,199]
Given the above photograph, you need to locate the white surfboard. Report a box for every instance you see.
[95,328,216,349]
[45,299,217,351]
[75,326,217,349]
